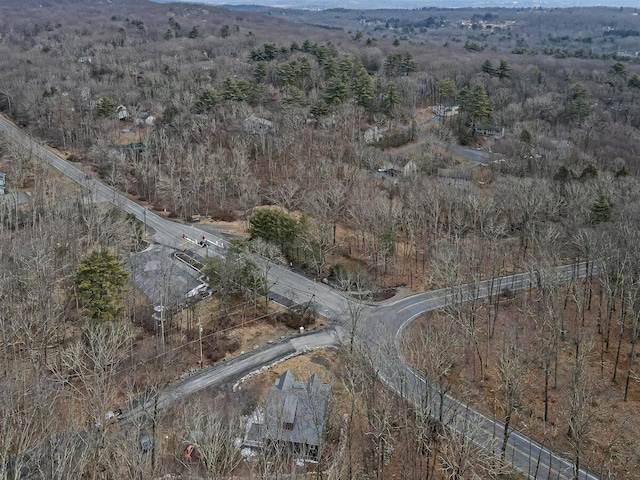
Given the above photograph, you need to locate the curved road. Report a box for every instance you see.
[0,116,597,480]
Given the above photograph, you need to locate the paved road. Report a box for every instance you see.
[364,263,597,480]
[0,115,598,480]
[384,114,493,167]
[120,328,340,421]
[441,142,492,165]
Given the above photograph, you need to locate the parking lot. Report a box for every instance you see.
[129,244,202,307]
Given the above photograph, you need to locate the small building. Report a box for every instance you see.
[243,115,273,135]
[244,371,331,461]
[0,171,5,195]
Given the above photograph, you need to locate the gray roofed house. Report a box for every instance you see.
[437,168,473,187]
[244,371,331,461]
[474,123,505,138]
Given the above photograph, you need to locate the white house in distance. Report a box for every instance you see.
[432,102,460,117]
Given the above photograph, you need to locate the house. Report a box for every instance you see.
[403,160,418,176]
[0,171,5,195]
[474,123,504,138]
[437,168,473,187]
[244,371,331,461]
[243,115,273,135]
[432,103,460,117]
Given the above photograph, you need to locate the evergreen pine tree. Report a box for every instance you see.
[96,97,117,118]
[74,249,129,322]
[195,90,218,112]
[189,25,200,38]
[482,59,495,76]
[383,82,401,116]
[590,194,612,224]
[498,59,511,79]
[470,84,491,123]
[628,74,640,90]
[436,77,457,102]
[565,83,591,123]
[253,62,267,84]
[352,64,375,109]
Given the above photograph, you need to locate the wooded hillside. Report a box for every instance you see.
[1,1,640,478]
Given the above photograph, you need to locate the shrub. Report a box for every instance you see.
[210,207,237,222]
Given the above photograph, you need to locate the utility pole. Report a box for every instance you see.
[198,322,204,368]
[153,304,166,353]
[160,306,165,352]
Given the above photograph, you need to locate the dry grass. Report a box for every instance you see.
[237,348,345,407]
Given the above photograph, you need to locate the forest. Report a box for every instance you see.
[1,0,640,478]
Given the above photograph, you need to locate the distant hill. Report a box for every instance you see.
[151,0,639,9]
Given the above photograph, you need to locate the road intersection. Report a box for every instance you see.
[0,115,597,479]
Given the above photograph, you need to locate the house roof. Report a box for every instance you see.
[438,168,473,180]
[262,371,331,448]
[275,370,296,390]
[242,115,274,135]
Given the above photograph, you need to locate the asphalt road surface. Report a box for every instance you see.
[120,327,341,421]
[0,115,598,480]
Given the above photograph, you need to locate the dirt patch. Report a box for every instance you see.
[237,348,345,405]
[197,217,250,237]
[416,107,437,124]
[112,130,140,146]
[226,320,291,356]
[169,296,325,367]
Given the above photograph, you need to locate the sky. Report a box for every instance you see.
[151,0,639,8]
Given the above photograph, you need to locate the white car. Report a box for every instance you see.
[186,284,208,298]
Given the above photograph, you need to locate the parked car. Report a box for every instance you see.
[200,288,215,299]
[186,283,208,298]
